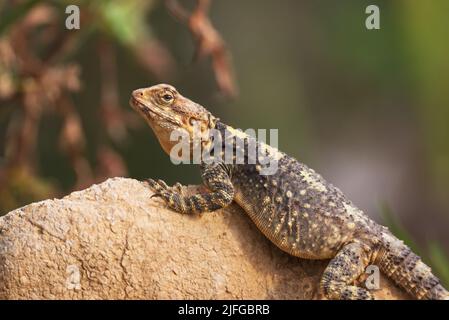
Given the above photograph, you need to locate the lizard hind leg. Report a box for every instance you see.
[320,242,373,300]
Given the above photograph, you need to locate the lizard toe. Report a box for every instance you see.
[157,179,170,189]
[145,178,166,193]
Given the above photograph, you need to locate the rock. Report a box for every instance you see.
[0,177,409,299]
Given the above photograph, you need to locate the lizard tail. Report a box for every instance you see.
[377,231,449,300]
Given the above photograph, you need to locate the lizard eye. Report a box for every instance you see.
[189,118,196,126]
[161,93,174,103]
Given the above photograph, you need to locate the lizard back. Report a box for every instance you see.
[217,122,379,260]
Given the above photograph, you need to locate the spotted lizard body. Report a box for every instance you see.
[129,84,449,300]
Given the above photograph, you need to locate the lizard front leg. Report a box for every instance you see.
[320,242,373,300]
[146,162,234,214]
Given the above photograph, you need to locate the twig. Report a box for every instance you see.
[165,0,237,97]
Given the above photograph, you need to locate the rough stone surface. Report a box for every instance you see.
[0,177,409,299]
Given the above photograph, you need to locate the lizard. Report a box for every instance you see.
[129,83,449,300]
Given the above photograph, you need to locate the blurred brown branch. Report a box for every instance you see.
[165,0,237,97]
[0,0,238,215]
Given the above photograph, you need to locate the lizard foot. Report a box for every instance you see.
[145,178,168,198]
[320,242,374,300]
[145,179,186,197]
[145,179,189,213]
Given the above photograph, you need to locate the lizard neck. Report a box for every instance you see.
[202,120,283,177]
[214,120,232,136]
[200,120,239,167]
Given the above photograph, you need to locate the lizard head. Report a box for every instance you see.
[130,84,219,159]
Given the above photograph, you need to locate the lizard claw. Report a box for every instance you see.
[145,178,165,199]
[145,178,166,192]
[173,182,185,195]
[145,178,157,187]
[150,193,163,199]
[157,179,170,190]
[145,178,175,203]
[145,179,187,209]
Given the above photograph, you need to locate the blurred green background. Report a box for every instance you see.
[0,0,448,285]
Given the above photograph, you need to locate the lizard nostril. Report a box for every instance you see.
[133,90,144,97]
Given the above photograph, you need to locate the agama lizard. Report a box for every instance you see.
[129,84,449,300]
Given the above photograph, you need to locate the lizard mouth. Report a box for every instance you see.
[129,96,182,127]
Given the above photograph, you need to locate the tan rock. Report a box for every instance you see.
[0,177,409,299]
